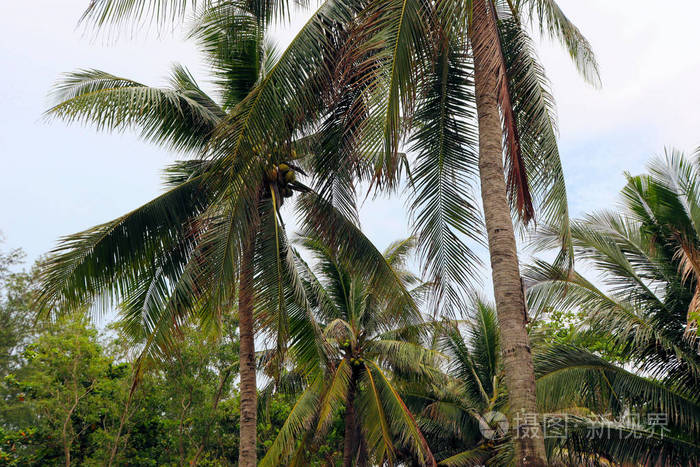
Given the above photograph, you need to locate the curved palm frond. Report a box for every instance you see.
[550,416,700,466]
[296,192,420,323]
[498,13,573,268]
[364,360,437,466]
[36,175,211,317]
[188,1,267,110]
[81,0,293,30]
[258,375,324,467]
[46,67,225,153]
[518,0,600,86]
[535,345,700,436]
[525,259,700,387]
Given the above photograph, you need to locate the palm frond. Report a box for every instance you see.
[345,0,434,190]
[535,345,700,436]
[258,375,323,467]
[498,14,573,269]
[407,31,483,316]
[551,415,700,466]
[80,0,200,29]
[525,260,700,386]
[438,444,491,466]
[313,359,352,436]
[297,192,420,323]
[367,361,437,465]
[81,0,294,30]
[189,2,266,110]
[36,176,211,316]
[520,0,600,86]
[46,68,224,153]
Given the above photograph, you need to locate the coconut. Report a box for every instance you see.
[278,163,290,172]
[284,170,296,183]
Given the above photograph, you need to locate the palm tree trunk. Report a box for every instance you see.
[342,370,357,467]
[471,0,546,464]
[238,236,257,467]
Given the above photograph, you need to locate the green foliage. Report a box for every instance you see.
[0,247,348,466]
[260,237,438,466]
[529,307,628,363]
[1,312,128,465]
[525,149,700,464]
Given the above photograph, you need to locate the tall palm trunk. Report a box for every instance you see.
[238,235,257,467]
[471,0,546,464]
[342,369,357,467]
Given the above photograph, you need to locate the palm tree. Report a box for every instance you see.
[334,2,600,463]
[411,296,700,465]
[37,5,413,465]
[58,0,600,463]
[412,298,509,466]
[259,237,438,467]
[523,149,700,465]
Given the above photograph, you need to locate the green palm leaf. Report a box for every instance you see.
[407,32,483,315]
[46,67,224,153]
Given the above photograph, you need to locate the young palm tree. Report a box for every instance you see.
[259,237,439,467]
[37,5,413,465]
[412,298,509,466]
[523,149,700,465]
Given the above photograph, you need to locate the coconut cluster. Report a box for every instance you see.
[340,338,362,366]
[264,162,297,201]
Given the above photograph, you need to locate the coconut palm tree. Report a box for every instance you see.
[37,4,414,466]
[522,149,700,465]
[409,298,509,466]
[259,237,439,467]
[333,2,600,463]
[58,0,599,463]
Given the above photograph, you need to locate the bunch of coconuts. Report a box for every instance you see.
[340,338,362,366]
[264,162,305,205]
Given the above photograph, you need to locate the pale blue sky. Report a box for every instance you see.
[1,0,699,283]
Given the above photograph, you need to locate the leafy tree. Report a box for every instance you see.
[0,263,270,466]
[1,313,130,466]
[0,240,41,379]
[260,238,438,467]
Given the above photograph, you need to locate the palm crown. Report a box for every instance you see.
[260,237,439,467]
[525,149,700,465]
[75,0,598,308]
